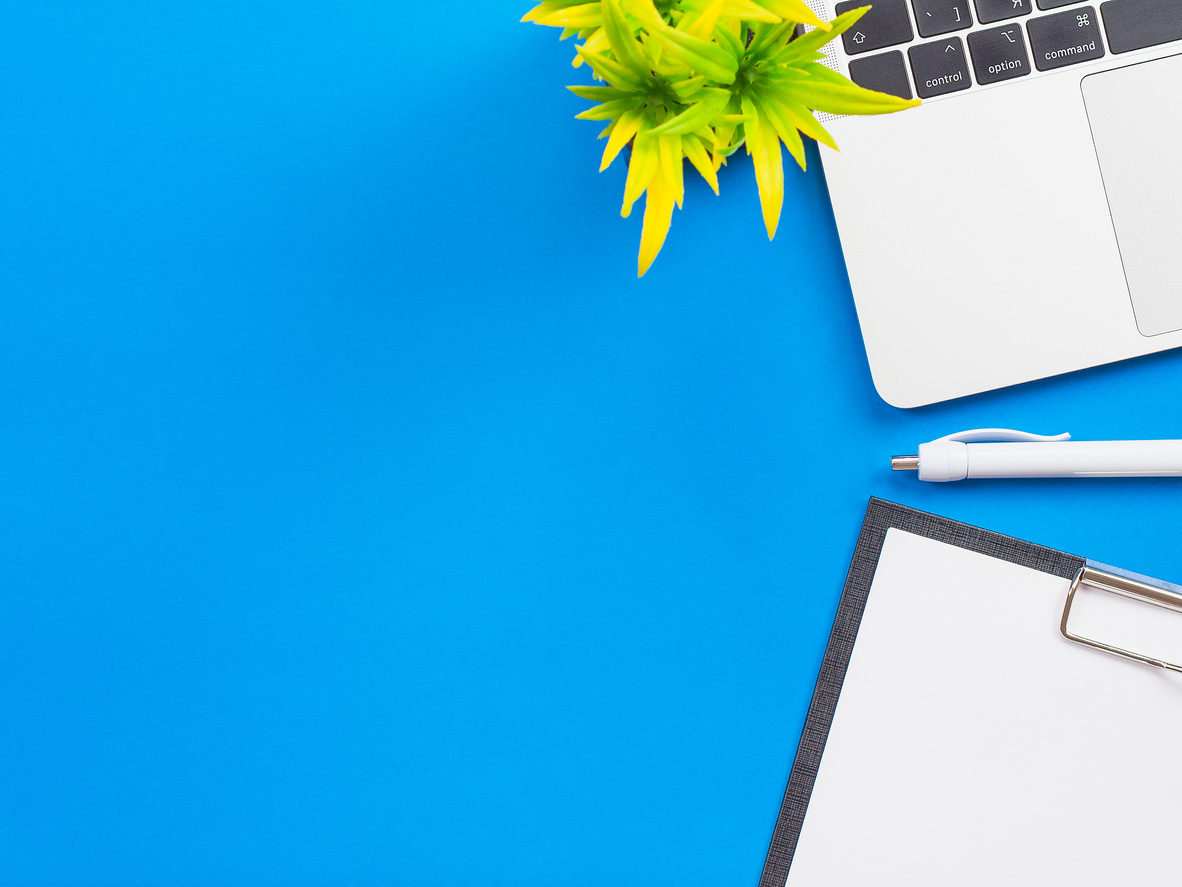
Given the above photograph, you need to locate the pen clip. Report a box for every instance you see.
[933,428,1072,444]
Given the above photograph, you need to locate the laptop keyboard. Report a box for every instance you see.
[837,0,1182,99]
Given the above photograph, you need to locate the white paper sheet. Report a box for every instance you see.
[788,529,1182,885]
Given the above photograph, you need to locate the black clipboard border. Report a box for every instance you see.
[758,498,1085,887]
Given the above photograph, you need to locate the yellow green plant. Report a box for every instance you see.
[523,0,919,275]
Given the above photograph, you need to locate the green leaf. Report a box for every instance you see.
[619,0,667,30]
[575,97,646,120]
[649,23,739,83]
[741,94,784,239]
[796,60,858,85]
[638,161,676,277]
[537,2,604,29]
[601,107,646,169]
[753,0,827,28]
[711,19,747,61]
[522,2,588,24]
[781,80,920,114]
[720,0,782,23]
[744,21,796,60]
[691,125,719,150]
[772,6,866,63]
[670,75,708,99]
[575,46,644,88]
[754,93,806,170]
[766,96,838,150]
[622,128,660,217]
[679,0,726,39]
[682,133,719,194]
[658,132,684,207]
[648,88,730,136]
[567,84,634,101]
[601,0,653,79]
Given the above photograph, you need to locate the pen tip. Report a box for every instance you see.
[891,455,920,471]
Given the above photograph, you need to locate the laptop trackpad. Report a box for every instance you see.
[1083,55,1182,337]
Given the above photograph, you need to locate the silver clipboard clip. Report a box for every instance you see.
[1061,566,1182,673]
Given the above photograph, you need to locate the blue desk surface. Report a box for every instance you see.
[2,5,1179,884]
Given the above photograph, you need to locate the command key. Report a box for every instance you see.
[1028,6,1105,70]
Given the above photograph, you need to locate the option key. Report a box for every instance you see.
[969,24,1032,83]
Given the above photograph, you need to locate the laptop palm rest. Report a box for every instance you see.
[1083,54,1182,337]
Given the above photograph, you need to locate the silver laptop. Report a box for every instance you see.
[808,0,1182,407]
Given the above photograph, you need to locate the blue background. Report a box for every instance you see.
[1,3,1179,884]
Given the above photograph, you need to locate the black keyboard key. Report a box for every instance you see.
[975,0,1033,23]
[909,37,972,96]
[849,50,915,98]
[1027,6,1105,69]
[1036,0,1079,9]
[836,0,915,54]
[1101,0,1182,53]
[912,0,974,37]
[969,24,1032,82]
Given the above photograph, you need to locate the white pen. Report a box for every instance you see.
[891,429,1182,482]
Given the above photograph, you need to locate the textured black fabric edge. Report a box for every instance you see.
[756,498,1085,887]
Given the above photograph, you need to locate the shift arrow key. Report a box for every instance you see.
[836,0,915,54]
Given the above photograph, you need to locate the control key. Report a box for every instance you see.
[909,37,972,97]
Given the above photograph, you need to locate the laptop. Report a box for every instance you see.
[806,0,1182,407]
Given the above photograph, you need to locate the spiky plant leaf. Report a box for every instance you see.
[526,0,920,275]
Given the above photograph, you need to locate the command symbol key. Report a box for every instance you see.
[1028,6,1105,69]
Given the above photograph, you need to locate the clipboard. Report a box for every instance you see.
[760,498,1182,886]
